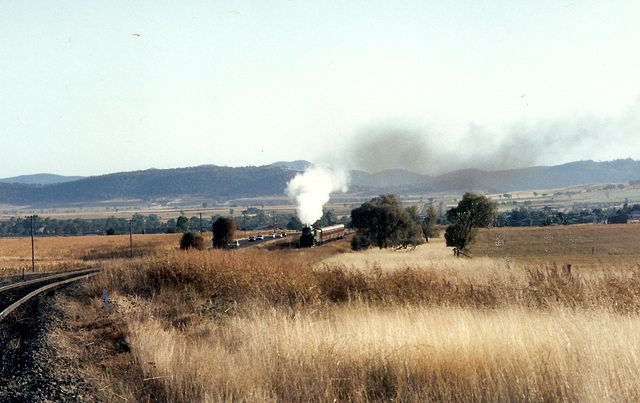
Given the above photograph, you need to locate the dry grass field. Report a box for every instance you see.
[0,233,184,276]
[3,224,640,401]
[471,223,640,270]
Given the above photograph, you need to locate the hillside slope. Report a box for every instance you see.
[0,165,298,207]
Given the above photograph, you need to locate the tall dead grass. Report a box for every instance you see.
[95,298,640,402]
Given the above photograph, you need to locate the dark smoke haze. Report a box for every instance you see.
[346,127,435,174]
[340,101,640,175]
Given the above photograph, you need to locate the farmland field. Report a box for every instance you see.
[4,224,640,401]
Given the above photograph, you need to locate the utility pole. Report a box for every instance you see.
[24,215,35,279]
[199,212,203,235]
[30,215,35,273]
[128,219,133,258]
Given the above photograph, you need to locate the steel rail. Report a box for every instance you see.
[0,267,100,293]
[0,271,100,321]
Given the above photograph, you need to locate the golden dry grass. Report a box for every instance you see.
[0,233,184,275]
[41,224,640,402]
[124,305,640,402]
[471,223,640,270]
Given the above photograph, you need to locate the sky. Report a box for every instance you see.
[1,1,640,178]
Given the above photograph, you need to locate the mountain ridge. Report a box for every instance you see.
[0,173,85,185]
[0,159,639,208]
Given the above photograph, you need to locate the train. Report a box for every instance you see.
[299,224,346,247]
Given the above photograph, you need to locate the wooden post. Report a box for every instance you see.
[30,215,35,272]
[103,290,109,311]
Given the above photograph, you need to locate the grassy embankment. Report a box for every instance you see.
[7,224,640,401]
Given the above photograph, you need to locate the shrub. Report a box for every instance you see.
[179,231,205,250]
[351,233,371,251]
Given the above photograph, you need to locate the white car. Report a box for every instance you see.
[230,240,240,248]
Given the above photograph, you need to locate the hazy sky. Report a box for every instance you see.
[2,1,639,177]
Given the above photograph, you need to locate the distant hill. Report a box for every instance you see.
[269,160,311,170]
[0,173,84,185]
[350,159,640,194]
[0,165,298,207]
[1,159,639,208]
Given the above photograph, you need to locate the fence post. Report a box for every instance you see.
[103,290,109,311]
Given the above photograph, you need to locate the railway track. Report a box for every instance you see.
[0,267,100,322]
[0,267,101,401]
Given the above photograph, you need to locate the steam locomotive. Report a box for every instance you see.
[299,224,346,247]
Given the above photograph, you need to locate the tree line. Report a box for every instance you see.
[495,203,640,227]
[0,210,309,237]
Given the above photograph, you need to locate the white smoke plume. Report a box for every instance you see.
[286,166,349,225]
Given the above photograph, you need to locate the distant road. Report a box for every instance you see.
[234,232,299,249]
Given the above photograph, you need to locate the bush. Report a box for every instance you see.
[351,233,371,251]
[179,231,205,250]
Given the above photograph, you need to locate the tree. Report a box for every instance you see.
[445,192,497,252]
[165,218,178,233]
[350,194,424,249]
[350,233,371,251]
[176,216,190,233]
[180,231,205,250]
[286,216,303,231]
[314,210,338,227]
[212,216,237,248]
[131,213,145,233]
[403,205,425,246]
[421,205,441,242]
[145,214,162,233]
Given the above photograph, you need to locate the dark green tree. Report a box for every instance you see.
[212,216,237,249]
[145,214,162,233]
[286,216,303,231]
[351,194,424,249]
[131,213,145,233]
[445,192,497,252]
[350,233,372,251]
[165,218,178,233]
[403,205,425,246]
[421,205,441,242]
[176,216,190,233]
[314,210,338,227]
